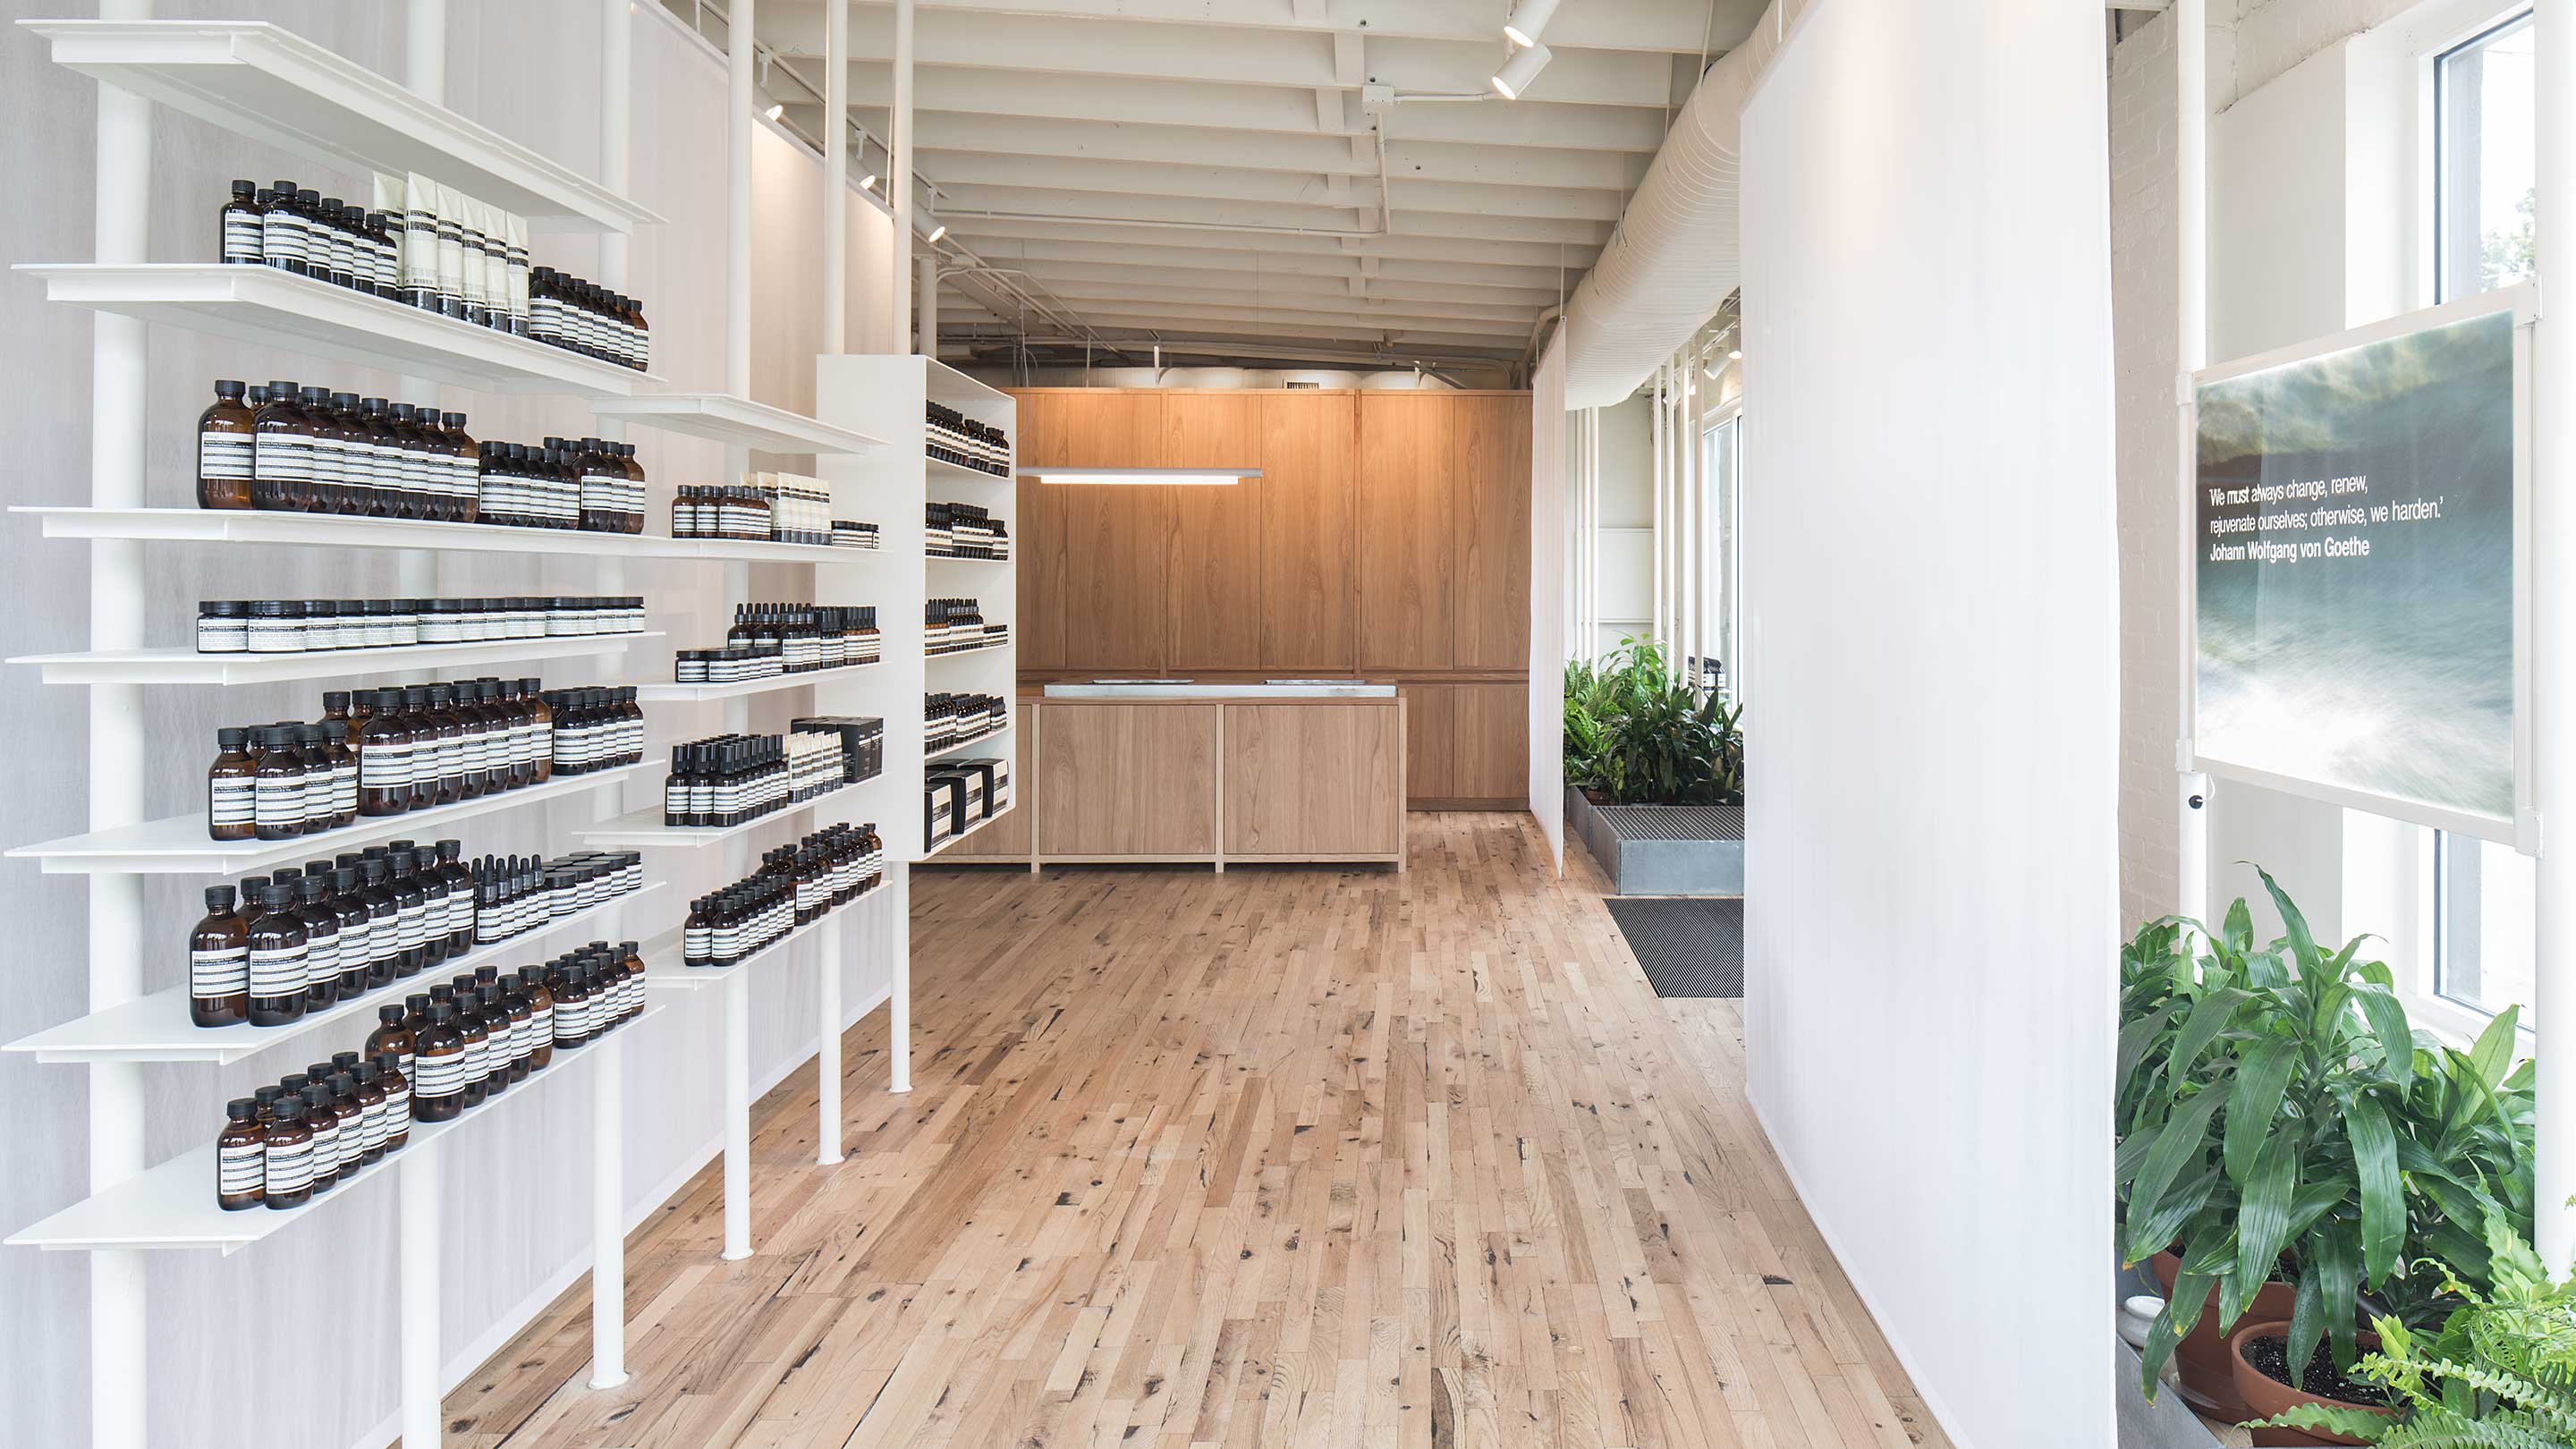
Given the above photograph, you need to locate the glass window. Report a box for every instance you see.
[2435,11,2537,302]
[1699,416,1740,701]
[2434,831,2536,1023]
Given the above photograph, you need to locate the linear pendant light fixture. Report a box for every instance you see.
[1491,42,1554,99]
[1035,467,1262,486]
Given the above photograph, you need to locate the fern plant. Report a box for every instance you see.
[2260,1215,2576,1447]
[1562,637,1743,806]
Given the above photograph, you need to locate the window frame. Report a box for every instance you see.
[2429,7,2538,305]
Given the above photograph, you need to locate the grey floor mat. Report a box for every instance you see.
[1604,896,1744,998]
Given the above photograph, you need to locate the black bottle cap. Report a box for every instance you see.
[227,1097,257,1120]
[379,1004,406,1025]
[204,885,236,911]
[354,1063,379,1086]
[372,1051,400,1072]
[299,1084,332,1111]
[404,994,430,1013]
[229,179,254,198]
[216,726,248,750]
[279,1073,309,1094]
[273,1097,306,1123]
[333,1051,360,1071]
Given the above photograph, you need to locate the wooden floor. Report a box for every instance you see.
[440,813,1951,1449]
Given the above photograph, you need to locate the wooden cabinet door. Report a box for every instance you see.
[1224,703,1402,855]
[1258,393,1358,672]
[1358,394,1455,672]
[1450,680,1530,803]
[1052,394,1169,672]
[1039,702,1217,855]
[1453,395,1532,670]
[1163,393,1264,671]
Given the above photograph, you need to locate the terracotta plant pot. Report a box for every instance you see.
[2226,1320,2390,1447]
[2149,1250,2301,1421]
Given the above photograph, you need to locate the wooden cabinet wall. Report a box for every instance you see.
[1011,387,1532,808]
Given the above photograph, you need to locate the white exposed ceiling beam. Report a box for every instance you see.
[762,0,1756,57]
[912,152,1625,222]
[996,276,1546,324]
[832,72,1666,152]
[933,183,1613,242]
[946,215,1600,268]
[968,260,1567,308]
[787,15,1677,110]
[1015,307,1530,345]
[939,235,1580,291]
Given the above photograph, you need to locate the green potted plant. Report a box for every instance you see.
[2118,871,2536,1419]
[2252,1213,2576,1447]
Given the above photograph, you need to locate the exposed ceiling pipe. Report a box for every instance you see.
[1560,0,1804,408]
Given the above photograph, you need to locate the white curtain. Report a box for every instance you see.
[1530,335,1568,870]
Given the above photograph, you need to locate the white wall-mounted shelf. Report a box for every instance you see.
[928,637,1013,661]
[634,883,883,990]
[924,456,1013,487]
[631,662,879,704]
[589,393,883,455]
[6,761,651,876]
[928,803,1018,858]
[22,20,662,233]
[4,884,664,1065]
[18,265,660,398]
[15,508,893,565]
[6,1004,664,1255]
[574,773,877,850]
[9,631,662,686]
[927,720,1012,762]
[925,552,1011,566]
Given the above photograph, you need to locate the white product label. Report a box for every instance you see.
[217,1141,263,1196]
[526,1003,552,1046]
[362,1097,392,1153]
[249,943,304,997]
[412,1051,467,1100]
[308,1117,341,1177]
[335,763,358,818]
[384,1078,410,1121]
[262,1138,314,1196]
[191,945,249,998]
[199,429,254,481]
[302,926,338,987]
[460,1030,487,1081]
[252,774,300,829]
[396,899,427,952]
[361,739,412,791]
[209,776,254,826]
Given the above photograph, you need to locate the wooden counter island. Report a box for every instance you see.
[934,685,1406,870]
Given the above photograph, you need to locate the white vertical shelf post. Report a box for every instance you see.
[919,253,938,363]
[727,0,754,400]
[589,0,637,1388]
[822,0,849,357]
[399,1138,446,1449]
[87,1,153,1445]
[889,861,911,1092]
[721,970,754,1259]
[2531,0,2575,1273]
[398,0,447,615]
[816,913,846,1162]
[589,1033,631,1386]
[2174,0,2212,925]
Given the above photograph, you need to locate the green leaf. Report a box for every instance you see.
[2287,1254,2326,1388]
[2346,1093,2403,1284]
[2170,987,2251,1085]
[2118,1003,2178,1095]
[2469,1004,2521,1090]
[2124,1090,2226,1263]
[2351,984,2416,1092]
[2223,897,2254,955]
[2142,1267,2215,1396]
[2127,1168,2224,1272]
[2311,1220,2362,1369]
[2259,866,2322,970]
[2224,1039,2299,1185]
[2229,1136,2299,1328]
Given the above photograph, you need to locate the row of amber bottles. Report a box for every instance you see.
[356,945,646,1125]
[215,1051,413,1210]
[188,842,475,1028]
[198,379,479,517]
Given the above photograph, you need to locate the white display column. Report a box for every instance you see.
[2174,0,2212,924]
[2531,0,2576,1273]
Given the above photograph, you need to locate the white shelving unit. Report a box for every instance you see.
[575,774,881,850]
[9,631,663,685]
[927,718,1013,763]
[21,20,664,232]
[19,264,661,398]
[631,660,880,703]
[16,507,882,564]
[4,883,665,1066]
[589,392,884,455]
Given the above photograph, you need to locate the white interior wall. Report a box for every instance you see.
[0,5,900,1446]
[1530,336,1568,869]
[1738,2,2118,1445]
[1590,394,1654,657]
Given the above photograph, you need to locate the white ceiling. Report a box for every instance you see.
[754,0,1769,371]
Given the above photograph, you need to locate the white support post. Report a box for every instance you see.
[888,862,911,1093]
[89,3,152,1445]
[727,0,755,397]
[892,0,914,350]
[589,1032,631,1388]
[919,251,939,363]
[823,0,849,356]
[816,913,845,1164]
[398,0,447,631]
[2174,0,2211,924]
[2531,0,2575,1273]
[721,970,753,1258]
[399,1139,445,1449]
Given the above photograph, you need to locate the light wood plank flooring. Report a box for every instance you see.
[437,812,1951,1448]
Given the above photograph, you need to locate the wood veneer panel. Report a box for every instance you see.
[1450,679,1530,804]
[1400,681,1457,801]
[1357,394,1455,672]
[1163,393,1264,670]
[1012,392,1070,670]
[1050,393,1169,671]
[1258,392,1358,671]
[1038,702,1216,855]
[1453,394,1533,670]
[939,799,1031,857]
[1223,703,1402,855]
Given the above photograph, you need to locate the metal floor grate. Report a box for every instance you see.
[1596,804,1744,842]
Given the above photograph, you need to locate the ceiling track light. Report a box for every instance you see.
[1502,0,1560,47]
[927,223,947,243]
[1491,42,1553,99]
[860,174,878,191]
[764,101,784,121]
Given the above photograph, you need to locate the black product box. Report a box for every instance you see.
[949,758,1010,819]
[924,773,969,851]
[792,715,884,784]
